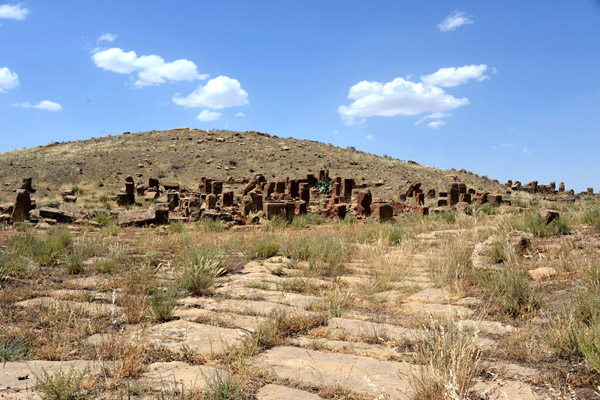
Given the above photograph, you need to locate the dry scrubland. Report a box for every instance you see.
[1,192,600,399]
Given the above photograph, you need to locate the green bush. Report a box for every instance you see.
[0,335,28,362]
[94,212,112,227]
[34,364,88,400]
[179,257,226,296]
[167,221,186,234]
[513,211,569,237]
[475,267,541,317]
[150,288,178,322]
[8,230,72,266]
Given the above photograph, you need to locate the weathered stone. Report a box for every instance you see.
[356,189,372,217]
[588,187,594,195]
[243,180,256,196]
[437,199,448,207]
[264,201,286,219]
[287,179,299,198]
[299,182,310,203]
[149,177,159,189]
[458,183,467,194]
[374,203,393,222]
[448,184,459,206]
[332,203,346,220]
[20,177,36,193]
[150,204,169,225]
[167,192,180,211]
[459,193,471,204]
[222,191,234,207]
[163,181,180,191]
[295,200,307,215]
[125,180,135,205]
[538,209,559,224]
[506,231,533,252]
[318,169,328,182]
[455,202,472,215]
[528,267,557,281]
[212,181,223,195]
[118,209,156,226]
[144,190,159,201]
[256,384,323,400]
[254,346,414,399]
[39,207,75,223]
[145,319,249,356]
[415,192,424,205]
[559,182,565,192]
[306,174,317,187]
[143,362,226,392]
[284,201,296,222]
[342,178,354,200]
[416,206,429,216]
[206,194,217,210]
[406,181,421,198]
[11,189,31,223]
[426,189,436,198]
[475,192,488,204]
[204,178,214,194]
[115,193,130,207]
[275,181,286,194]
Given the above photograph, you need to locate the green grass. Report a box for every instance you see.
[475,267,541,317]
[33,364,88,400]
[362,222,411,245]
[510,210,569,237]
[0,250,27,279]
[474,203,499,215]
[66,251,84,275]
[8,229,72,266]
[150,287,178,322]
[178,256,226,296]
[582,207,600,230]
[202,372,250,400]
[290,213,328,229]
[282,235,348,277]
[94,212,112,227]
[196,219,226,232]
[250,240,281,259]
[167,221,186,234]
[0,335,28,362]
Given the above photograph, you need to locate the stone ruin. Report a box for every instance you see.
[0,171,592,228]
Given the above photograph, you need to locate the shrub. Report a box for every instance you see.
[94,212,112,227]
[250,240,281,259]
[513,211,569,237]
[0,251,27,279]
[203,372,246,400]
[179,257,226,296]
[409,322,482,400]
[290,213,328,229]
[33,364,88,400]
[150,287,178,322]
[66,252,84,275]
[8,230,72,266]
[196,219,226,232]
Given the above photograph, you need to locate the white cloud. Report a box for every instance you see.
[97,33,118,43]
[338,77,469,125]
[235,112,245,118]
[438,10,473,32]
[415,112,452,126]
[196,109,221,122]
[427,121,446,129]
[421,64,489,87]
[173,75,249,110]
[12,100,63,111]
[366,134,374,141]
[522,148,536,154]
[492,142,513,149]
[333,129,339,134]
[91,47,207,87]
[0,3,30,20]
[0,67,19,93]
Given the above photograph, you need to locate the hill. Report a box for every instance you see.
[0,128,506,204]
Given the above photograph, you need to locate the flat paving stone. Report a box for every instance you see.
[401,301,473,318]
[0,360,95,395]
[179,297,314,317]
[143,319,249,355]
[142,361,226,391]
[328,317,422,342]
[291,336,402,360]
[458,319,515,336]
[174,308,269,332]
[214,287,320,307]
[256,384,323,400]
[406,288,450,303]
[254,346,415,399]
[15,297,122,317]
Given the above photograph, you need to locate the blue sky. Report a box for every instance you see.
[1,1,599,191]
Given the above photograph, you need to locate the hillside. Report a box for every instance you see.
[0,128,506,204]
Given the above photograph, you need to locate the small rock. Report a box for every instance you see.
[528,267,557,281]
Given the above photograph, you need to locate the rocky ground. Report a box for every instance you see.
[1,197,600,399]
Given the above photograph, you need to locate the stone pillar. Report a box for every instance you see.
[20,177,35,193]
[415,192,425,205]
[206,194,217,209]
[204,179,214,194]
[222,191,234,207]
[459,193,472,204]
[275,181,286,194]
[125,176,135,205]
[588,188,594,195]
[559,182,565,192]
[212,181,223,195]
[342,178,354,200]
[448,184,459,206]
[288,179,299,198]
[11,189,31,223]
[307,174,317,187]
[356,190,372,217]
[332,182,341,197]
[167,192,179,211]
[299,183,310,204]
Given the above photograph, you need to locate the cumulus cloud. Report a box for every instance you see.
[172,75,249,110]
[427,121,446,129]
[438,10,473,32]
[492,143,513,149]
[91,47,207,87]
[338,77,468,125]
[366,134,374,141]
[97,33,118,43]
[12,100,63,111]
[0,3,30,20]
[196,109,221,122]
[235,112,245,118]
[421,64,489,87]
[0,67,19,93]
